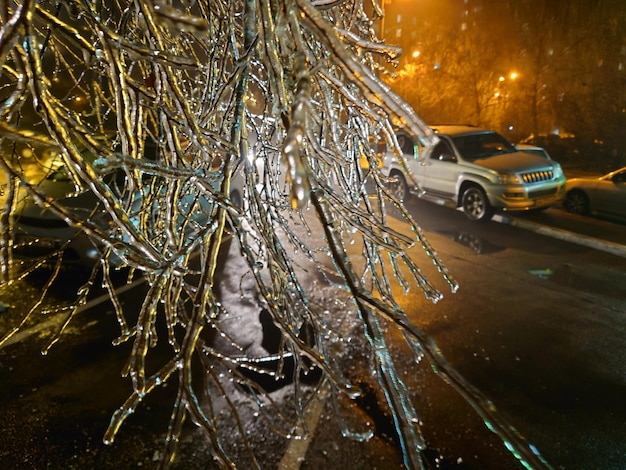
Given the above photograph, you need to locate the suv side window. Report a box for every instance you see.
[397,134,417,157]
[431,140,456,162]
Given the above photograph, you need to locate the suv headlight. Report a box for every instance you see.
[497,173,523,185]
[553,163,564,179]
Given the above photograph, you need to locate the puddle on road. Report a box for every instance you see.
[431,226,625,302]
[438,231,504,255]
[530,263,626,301]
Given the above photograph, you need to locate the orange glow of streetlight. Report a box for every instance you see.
[499,72,519,82]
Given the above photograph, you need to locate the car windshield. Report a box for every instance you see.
[452,132,516,161]
[608,168,626,182]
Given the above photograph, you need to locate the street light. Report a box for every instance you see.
[500,72,519,82]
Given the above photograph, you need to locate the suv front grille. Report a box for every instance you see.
[520,170,553,183]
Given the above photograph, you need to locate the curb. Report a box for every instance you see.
[493,214,626,259]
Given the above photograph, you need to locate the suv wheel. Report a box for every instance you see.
[564,190,589,215]
[461,186,492,221]
[389,171,409,202]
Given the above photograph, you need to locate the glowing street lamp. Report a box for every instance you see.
[499,72,519,82]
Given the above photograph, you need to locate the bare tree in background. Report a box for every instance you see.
[0,1,550,468]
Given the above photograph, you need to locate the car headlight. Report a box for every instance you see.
[552,163,564,179]
[497,173,523,185]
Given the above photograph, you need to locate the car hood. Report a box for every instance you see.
[566,175,601,184]
[471,151,557,173]
[565,176,603,189]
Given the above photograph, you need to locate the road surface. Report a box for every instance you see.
[0,197,624,469]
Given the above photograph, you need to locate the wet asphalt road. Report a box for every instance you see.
[0,201,625,470]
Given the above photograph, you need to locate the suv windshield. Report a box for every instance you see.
[452,132,516,161]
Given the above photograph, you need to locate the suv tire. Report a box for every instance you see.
[461,185,492,222]
[389,171,409,202]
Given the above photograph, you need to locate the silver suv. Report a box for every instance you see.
[384,125,566,221]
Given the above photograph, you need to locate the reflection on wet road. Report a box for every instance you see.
[437,230,504,254]
[402,195,625,258]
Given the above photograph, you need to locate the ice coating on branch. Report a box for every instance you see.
[0,0,550,469]
[281,55,312,210]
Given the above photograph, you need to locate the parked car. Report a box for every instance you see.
[10,140,116,267]
[563,167,626,223]
[383,125,567,221]
[518,133,579,163]
[515,143,552,159]
[10,139,249,268]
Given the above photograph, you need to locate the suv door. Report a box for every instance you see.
[418,138,458,199]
